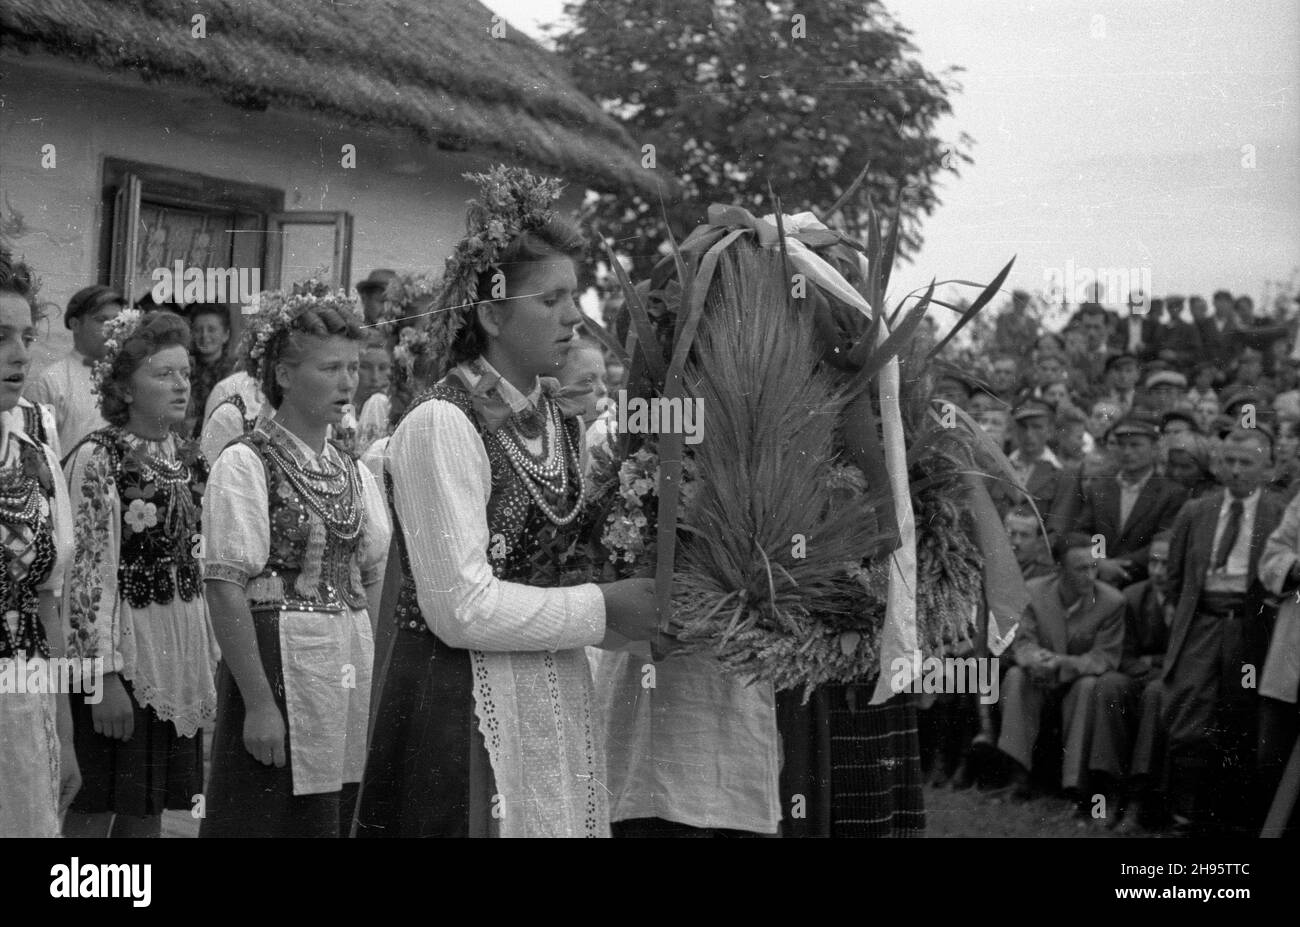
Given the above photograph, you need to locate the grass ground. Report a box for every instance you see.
[162,783,1143,838]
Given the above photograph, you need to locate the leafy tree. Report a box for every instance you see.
[553,0,970,272]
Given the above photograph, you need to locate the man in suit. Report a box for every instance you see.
[1090,532,1175,832]
[1074,415,1188,587]
[1147,295,1203,368]
[998,533,1127,805]
[1162,426,1286,835]
[990,399,1076,544]
[1076,303,1116,390]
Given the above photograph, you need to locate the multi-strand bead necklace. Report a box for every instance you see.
[263,438,363,540]
[493,396,585,527]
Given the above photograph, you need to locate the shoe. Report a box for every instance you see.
[1166,814,1198,838]
[1111,798,1143,833]
[950,758,974,790]
[1009,765,1034,803]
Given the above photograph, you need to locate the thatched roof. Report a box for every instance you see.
[1,0,659,196]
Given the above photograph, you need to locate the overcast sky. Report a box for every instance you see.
[481,0,1300,318]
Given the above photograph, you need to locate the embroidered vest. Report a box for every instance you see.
[74,428,206,610]
[390,379,589,636]
[0,436,58,659]
[236,427,368,614]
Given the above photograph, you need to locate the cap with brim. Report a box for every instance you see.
[1161,407,1199,431]
[64,285,124,330]
[1164,432,1212,471]
[1105,352,1139,372]
[1012,398,1054,422]
[1145,370,1188,389]
[356,269,398,293]
[1221,386,1275,413]
[1112,416,1159,439]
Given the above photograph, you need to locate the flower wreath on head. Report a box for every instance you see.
[425,165,567,377]
[91,308,146,400]
[238,279,361,385]
[391,324,432,378]
[381,272,441,328]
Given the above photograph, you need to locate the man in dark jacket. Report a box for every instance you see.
[1074,415,1189,587]
[1161,426,1286,835]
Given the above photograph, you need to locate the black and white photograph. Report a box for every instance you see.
[0,0,1297,902]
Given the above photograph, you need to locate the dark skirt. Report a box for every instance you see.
[354,623,495,837]
[777,684,925,837]
[69,677,203,817]
[199,610,346,838]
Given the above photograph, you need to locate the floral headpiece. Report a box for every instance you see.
[391,324,432,378]
[238,279,360,384]
[91,308,146,398]
[381,272,441,326]
[425,165,566,376]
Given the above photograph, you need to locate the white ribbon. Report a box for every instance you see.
[761,212,918,704]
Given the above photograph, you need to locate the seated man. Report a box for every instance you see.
[1089,532,1175,832]
[1073,414,1188,587]
[997,533,1126,806]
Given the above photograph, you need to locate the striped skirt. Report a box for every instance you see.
[777,684,924,837]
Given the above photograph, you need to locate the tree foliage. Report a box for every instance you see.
[553,0,971,271]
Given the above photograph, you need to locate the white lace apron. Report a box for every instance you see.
[471,648,608,837]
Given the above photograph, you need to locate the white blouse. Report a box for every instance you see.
[63,431,217,736]
[356,392,390,457]
[389,398,604,650]
[202,418,390,592]
[387,361,608,836]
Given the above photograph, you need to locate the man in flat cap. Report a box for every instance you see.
[1073,414,1188,588]
[1100,353,1140,415]
[26,284,123,453]
[989,398,1076,546]
[1142,370,1188,416]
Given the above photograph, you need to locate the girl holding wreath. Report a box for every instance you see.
[199,289,390,838]
[355,166,665,838]
[62,309,217,838]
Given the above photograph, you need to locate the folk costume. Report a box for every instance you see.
[0,403,73,837]
[200,370,264,467]
[63,425,217,815]
[354,167,610,838]
[195,284,388,837]
[356,358,607,837]
[200,414,389,837]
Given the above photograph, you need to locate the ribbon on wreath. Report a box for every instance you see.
[647,204,918,704]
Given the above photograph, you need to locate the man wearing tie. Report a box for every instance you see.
[1161,426,1285,835]
[997,533,1126,805]
[1074,415,1188,587]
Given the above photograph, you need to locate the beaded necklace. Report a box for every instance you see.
[0,441,56,659]
[262,422,364,541]
[492,395,586,526]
